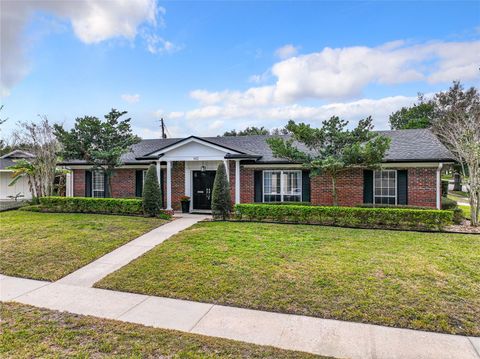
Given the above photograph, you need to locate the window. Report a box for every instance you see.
[263,170,302,202]
[142,170,147,184]
[92,171,105,198]
[374,170,396,205]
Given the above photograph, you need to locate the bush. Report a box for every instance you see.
[211,162,231,220]
[266,201,312,206]
[441,197,464,224]
[143,164,162,217]
[234,204,453,231]
[358,204,432,210]
[38,196,171,219]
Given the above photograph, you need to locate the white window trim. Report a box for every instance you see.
[373,170,397,205]
[262,170,302,202]
[92,170,105,198]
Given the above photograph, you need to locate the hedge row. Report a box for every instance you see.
[37,196,171,218]
[234,204,453,230]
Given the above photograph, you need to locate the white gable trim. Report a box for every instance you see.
[148,137,241,157]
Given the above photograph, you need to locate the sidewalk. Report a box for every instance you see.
[57,213,209,287]
[1,213,479,359]
[2,274,478,359]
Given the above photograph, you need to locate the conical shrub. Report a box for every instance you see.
[211,162,231,220]
[143,164,162,216]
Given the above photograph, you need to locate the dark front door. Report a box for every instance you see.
[192,171,216,210]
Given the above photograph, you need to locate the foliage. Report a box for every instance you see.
[142,164,163,216]
[267,116,390,205]
[54,109,140,197]
[234,204,453,230]
[180,195,190,202]
[431,81,480,226]
[37,196,171,219]
[8,117,59,199]
[389,94,435,129]
[97,221,480,336]
[441,197,464,224]
[211,162,231,220]
[223,126,269,136]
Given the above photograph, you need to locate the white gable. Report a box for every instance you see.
[157,138,239,161]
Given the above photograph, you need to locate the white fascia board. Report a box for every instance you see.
[64,164,154,169]
[381,162,455,168]
[243,164,303,169]
[148,137,241,157]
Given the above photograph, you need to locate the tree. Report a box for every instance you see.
[267,116,391,206]
[389,94,435,130]
[431,81,480,226]
[54,109,140,197]
[223,126,269,136]
[10,116,59,198]
[211,162,231,220]
[8,159,39,199]
[142,164,162,216]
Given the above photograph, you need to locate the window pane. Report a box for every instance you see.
[283,195,301,202]
[93,171,104,197]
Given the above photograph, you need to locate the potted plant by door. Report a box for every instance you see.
[180,196,190,213]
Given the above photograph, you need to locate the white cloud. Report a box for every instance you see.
[275,44,299,59]
[1,0,172,95]
[121,94,140,103]
[144,33,181,54]
[194,39,480,107]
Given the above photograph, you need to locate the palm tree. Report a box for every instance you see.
[8,159,40,199]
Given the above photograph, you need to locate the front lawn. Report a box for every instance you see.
[0,303,317,358]
[96,222,480,336]
[0,211,167,281]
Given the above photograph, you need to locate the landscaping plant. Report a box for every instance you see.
[267,116,390,206]
[211,162,231,220]
[431,81,480,226]
[54,109,140,197]
[142,164,163,217]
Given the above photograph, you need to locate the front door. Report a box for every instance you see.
[192,171,216,210]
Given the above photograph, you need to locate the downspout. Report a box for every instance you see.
[436,163,443,210]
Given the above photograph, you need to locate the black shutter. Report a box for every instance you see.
[85,170,92,197]
[302,170,311,203]
[135,170,143,197]
[397,170,408,205]
[254,170,263,203]
[103,172,109,198]
[363,170,373,204]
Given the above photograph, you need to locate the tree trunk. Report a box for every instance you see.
[331,175,338,206]
[453,173,462,191]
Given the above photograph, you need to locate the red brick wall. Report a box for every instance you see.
[171,162,185,210]
[110,169,136,198]
[73,169,86,197]
[310,169,364,206]
[239,166,255,203]
[408,168,437,208]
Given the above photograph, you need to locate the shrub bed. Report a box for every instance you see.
[234,204,453,231]
[37,197,172,218]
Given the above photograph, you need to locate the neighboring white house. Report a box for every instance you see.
[0,150,34,201]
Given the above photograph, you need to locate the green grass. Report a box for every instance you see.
[459,204,472,220]
[0,211,167,281]
[0,303,319,359]
[97,222,480,336]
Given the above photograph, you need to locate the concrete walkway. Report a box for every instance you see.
[1,274,479,359]
[57,214,209,287]
[1,214,479,359]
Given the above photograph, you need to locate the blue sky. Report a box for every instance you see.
[1,0,479,139]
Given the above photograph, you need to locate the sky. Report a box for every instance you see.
[1,0,479,140]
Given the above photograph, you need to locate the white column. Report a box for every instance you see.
[166,160,172,210]
[235,160,240,204]
[156,161,161,186]
[66,172,72,197]
[436,163,443,210]
[223,159,229,182]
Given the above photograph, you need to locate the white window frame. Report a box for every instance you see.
[92,170,105,198]
[262,170,302,203]
[142,169,148,184]
[373,170,397,205]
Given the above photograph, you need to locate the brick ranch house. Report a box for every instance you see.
[61,129,455,212]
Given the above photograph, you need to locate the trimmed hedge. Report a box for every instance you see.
[234,204,453,231]
[441,197,464,224]
[38,197,171,219]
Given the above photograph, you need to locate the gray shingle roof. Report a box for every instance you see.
[0,150,35,170]
[61,128,455,165]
